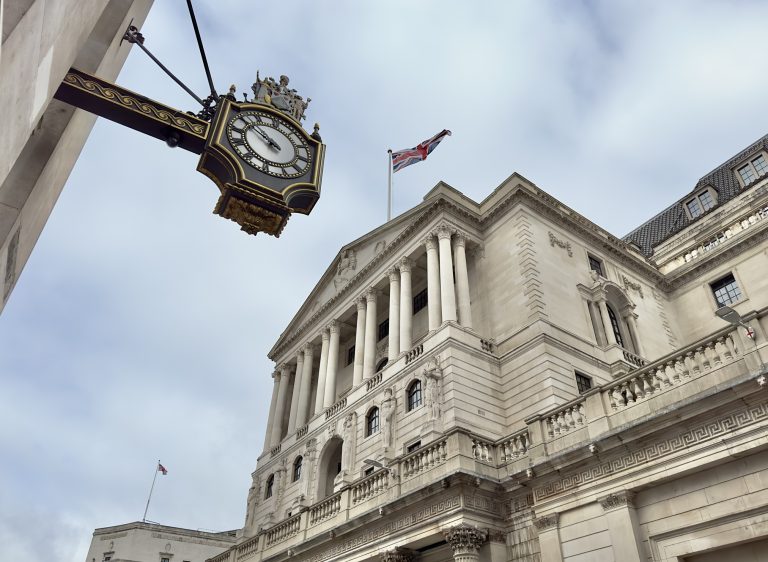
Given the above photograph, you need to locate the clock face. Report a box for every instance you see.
[226,110,312,178]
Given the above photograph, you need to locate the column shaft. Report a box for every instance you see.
[388,269,401,359]
[296,345,313,427]
[314,330,330,414]
[400,258,413,350]
[598,299,617,346]
[262,373,280,450]
[270,368,291,446]
[363,289,378,379]
[324,321,340,407]
[438,228,457,322]
[286,359,302,434]
[624,314,645,356]
[453,234,472,328]
[352,298,366,387]
[425,236,442,330]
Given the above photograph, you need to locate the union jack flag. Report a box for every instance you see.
[391,129,452,173]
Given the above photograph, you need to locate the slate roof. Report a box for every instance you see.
[623,134,768,256]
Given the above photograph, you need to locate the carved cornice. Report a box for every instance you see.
[598,490,635,512]
[533,513,559,531]
[443,524,487,554]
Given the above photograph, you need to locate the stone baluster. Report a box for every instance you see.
[399,257,413,351]
[352,297,366,386]
[437,226,458,323]
[713,338,725,366]
[424,235,442,330]
[363,288,378,379]
[387,267,401,359]
[700,346,711,370]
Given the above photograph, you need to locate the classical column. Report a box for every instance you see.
[270,365,291,446]
[597,298,617,346]
[388,267,401,360]
[324,320,340,407]
[353,297,366,387]
[314,329,330,414]
[399,257,413,351]
[425,235,442,330]
[380,548,414,562]
[534,513,563,562]
[437,226,457,322]
[599,491,643,562]
[623,310,645,357]
[286,358,302,434]
[262,372,280,450]
[363,288,378,379]
[296,344,313,427]
[444,524,487,562]
[453,232,472,328]
[588,300,606,345]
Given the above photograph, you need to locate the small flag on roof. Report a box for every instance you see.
[391,129,452,173]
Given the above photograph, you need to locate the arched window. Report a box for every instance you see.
[265,474,274,499]
[366,407,380,436]
[293,456,303,482]
[376,358,388,372]
[606,304,625,347]
[407,380,422,411]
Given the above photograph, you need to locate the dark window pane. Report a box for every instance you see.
[698,190,714,211]
[588,255,604,276]
[378,319,389,341]
[753,155,767,177]
[687,198,702,218]
[576,373,592,393]
[413,288,428,314]
[366,408,380,436]
[407,380,422,411]
[347,345,355,366]
[606,304,625,347]
[739,165,756,185]
[407,441,422,453]
[711,274,741,307]
[293,456,303,481]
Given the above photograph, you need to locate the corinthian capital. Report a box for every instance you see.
[328,319,339,334]
[399,256,412,273]
[356,296,367,311]
[365,287,378,303]
[443,524,487,555]
[423,234,438,251]
[302,342,315,356]
[387,267,400,282]
[436,225,454,241]
[533,513,559,531]
[598,490,635,512]
[452,231,467,248]
[380,548,415,562]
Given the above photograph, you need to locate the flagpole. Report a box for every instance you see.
[387,149,393,222]
[142,460,161,522]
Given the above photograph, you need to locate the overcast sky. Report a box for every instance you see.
[1,1,767,560]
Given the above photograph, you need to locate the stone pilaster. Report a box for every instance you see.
[453,232,472,328]
[363,288,378,379]
[399,257,413,351]
[424,235,441,330]
[388,267,401,359]
[533,513,563,562]
[353,297,366,386]
[599,491,643,562]
[324,320,340,407]
[437,226,457,323]
[443,524,487,562]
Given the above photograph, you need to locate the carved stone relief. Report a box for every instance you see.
[334,249,357,290]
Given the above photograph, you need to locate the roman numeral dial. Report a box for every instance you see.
[226,109,312,178]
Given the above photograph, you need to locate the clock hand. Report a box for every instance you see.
[253,126,281,151]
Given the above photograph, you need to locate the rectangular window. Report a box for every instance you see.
[364,466,374,476]
[575,372,593,394]
[347,345,355,366]
[753,155,768,177]
[161,558,170,562]
[698,190,715,211]
[711,273,742,308]
[377,319,389,341]
[588,255,604,277]
[412,288,428,314]
[686,198,702,218]
[739,164,756,185]
[406,441,422,453]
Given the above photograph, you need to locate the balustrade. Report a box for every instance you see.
[325,397,347,420]
[606,331,740,409]
[405,344,424,364]
[236,536,260,560]
[210,551,231,562]
[296,424,308,439]
[499,431,530,463]
[309,492,342,525]
[265,513,302,546]
[471,437,494,463]
[545,400,586,437]
[270,443,281,457]
[400,439,447,478]
[366,372,383,391]
[351,469,390,504]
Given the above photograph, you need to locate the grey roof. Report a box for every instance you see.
[623,134,768,256]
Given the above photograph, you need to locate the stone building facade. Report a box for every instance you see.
[215,134,768,562]
[0,0,152,313]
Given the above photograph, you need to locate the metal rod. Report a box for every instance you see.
[186,0,218,98]
[142,460,161,522]
[125,27,205,106]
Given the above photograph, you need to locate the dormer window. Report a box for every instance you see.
[685,188,717,219]
[735,152,768,188]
